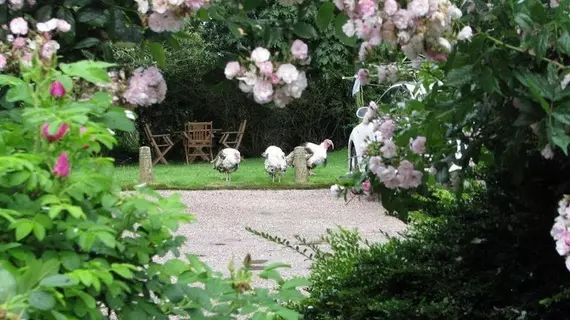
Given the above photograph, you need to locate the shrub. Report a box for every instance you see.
[299,165,570,319]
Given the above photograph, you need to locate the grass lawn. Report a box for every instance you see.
[115,149,349,190]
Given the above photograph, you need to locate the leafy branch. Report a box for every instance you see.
[245,226,330,261]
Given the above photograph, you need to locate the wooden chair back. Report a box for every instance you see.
[185,122,213,145]
[183,122,213,163]
[142,123,175,165]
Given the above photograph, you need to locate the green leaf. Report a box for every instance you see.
[548,120,570,155]
[243,0,263,11]
[227,22,242,37]
[6,83,32,103]
[536,29,550,60]
[196,7,210,20]
[61,252,81,271]
[77,7,109,27]
[552,102,570,124]
[293,22,318,39]
[259,269,283,284]
[165,283,185,303]
[101,194,117,209]
[76,270,93,286]
[479,67,500,94]
[74,37,101,49]
[446,65,473,87]
[147,41,166,68]
[40,274,75,287]
[96,232,116,248]
[0,269,16,303]
[0,75,25,86]
[275,308,301,320]
[558,32,570,55]
[281,277,311,289]
[66,205,84,219]
[334,13,357,47]
[36,5,53,22]
[33,223,46,241]
[111,264,134,279]
[100,107,136,132]
[48,205,64,219]
[207,6,224,20]
[164,259,189,276]
[51,311,68,320]
[28,291,56,311]
[59,61,116,84]
[514,13,534,32]
[15,220,34,240]
[316,2,335,31]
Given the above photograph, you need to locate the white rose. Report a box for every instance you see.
[253,80,274,104]
[224,61,241,80]
[276,64,299,84]
[250,47,271,63]
[448,5,463,19]
[457,26,473,41]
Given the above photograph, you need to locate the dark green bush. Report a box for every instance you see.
[300,161,570,320]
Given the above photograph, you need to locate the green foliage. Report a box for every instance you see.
[0,54,306,319]
[299,164,570,319]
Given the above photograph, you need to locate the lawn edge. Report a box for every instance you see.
[120,183,333,191]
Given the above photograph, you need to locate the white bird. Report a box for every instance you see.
[211,148,242,183]
[262,146,287,183]
[285,139,334,176]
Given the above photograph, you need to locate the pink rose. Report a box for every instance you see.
[257,61,274,76]
[290,39,309,60]
[53,152,70,178]
[50,81,66,98]
[410,136,426,154]
[42,123,69,142]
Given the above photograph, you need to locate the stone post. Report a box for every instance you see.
[139,146,153,184]
[293,146,308,183]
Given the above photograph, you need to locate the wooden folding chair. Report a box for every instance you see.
[142,123,174,166]
[183,122,214,164]
[220,120,247,150]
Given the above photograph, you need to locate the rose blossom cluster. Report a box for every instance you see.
[224,40,310,108]
[331,101,426,198]
[0,17,71,71]
[123,66,167,107]
[551,195,570,271]
[134,0,210,32]
[335,0,472,65]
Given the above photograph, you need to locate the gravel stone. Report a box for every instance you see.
[157,189,407,284]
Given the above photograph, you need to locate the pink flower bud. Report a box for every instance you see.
[53,152,70,178]
[42,123,69,142]
[361,180,372,192]
[50,81,66,98]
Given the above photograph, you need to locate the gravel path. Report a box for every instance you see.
[159,189,406,283]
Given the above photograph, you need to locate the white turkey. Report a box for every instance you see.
[285,139,334,176]
[262,145,287,183]
[212,148,242,183]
